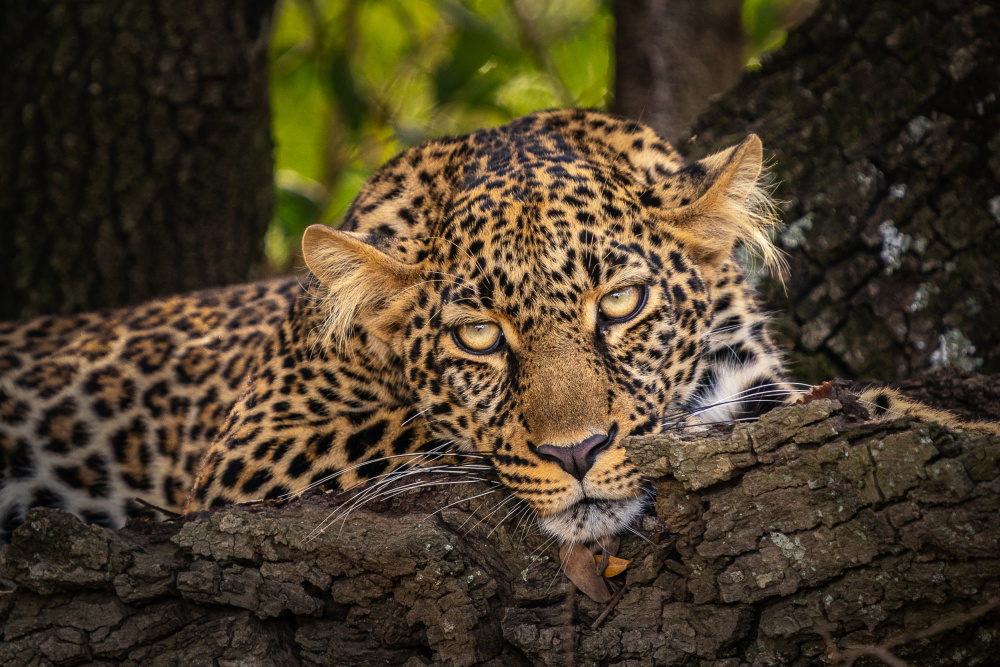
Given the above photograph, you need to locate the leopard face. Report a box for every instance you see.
[387,172,719,542]
[260,109,788,543]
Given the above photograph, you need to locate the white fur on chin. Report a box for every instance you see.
[537,496,645,543]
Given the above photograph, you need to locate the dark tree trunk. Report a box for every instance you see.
[2,392,998,666]
[683,0,1000,384]
[0,0,275,322]
[612,0,744,144]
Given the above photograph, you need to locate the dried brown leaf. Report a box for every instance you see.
[559,542,612,603]
[594,553,630,578]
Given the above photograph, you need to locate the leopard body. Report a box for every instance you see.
[2,110,990,545]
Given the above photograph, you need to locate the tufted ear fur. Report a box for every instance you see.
[668,135,783,274]
[302,224,423,351]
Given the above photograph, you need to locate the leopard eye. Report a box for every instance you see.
[598,285,646,323]
[453,322,503,354]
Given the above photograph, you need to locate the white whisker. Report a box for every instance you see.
[667,417,762,429]
[402,408,432,426]
[665,395,799,424]
[283,445,475,500]
[486,499,529,539]
[513,503,538,543]
[623,524,657,547]
[546,541,575,594]
[420,484,503,521]
[325,463,486,523]
[461,491,520,535]
[525,533,560,563]
[308,474,490,540]
[661,385,807,426]
[303,452,488,534]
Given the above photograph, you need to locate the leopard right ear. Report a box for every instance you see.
[665,135,784,275]
[302,224,423,349]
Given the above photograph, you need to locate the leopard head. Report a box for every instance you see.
[301,111,778,543]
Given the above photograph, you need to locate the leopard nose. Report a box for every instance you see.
[537,431,614,481]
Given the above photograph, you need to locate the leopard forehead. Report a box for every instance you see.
[428,170,693,316]
[346,110,718,340]
[342,109,699,244]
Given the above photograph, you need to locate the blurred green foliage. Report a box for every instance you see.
[743,0,816,68]
[266,0,814,272]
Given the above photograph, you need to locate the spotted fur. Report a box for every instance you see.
[0,281,299,540]
[1,110,994,545]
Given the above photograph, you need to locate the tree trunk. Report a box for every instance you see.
[0,0,275,322]
[612,0,744,144]
[2,389,998,666]
[683,0,1000,384]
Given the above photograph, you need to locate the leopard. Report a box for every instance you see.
[0,280,301,541]
[1,109,995,547]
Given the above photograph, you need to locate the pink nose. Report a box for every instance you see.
[537,432,614,481]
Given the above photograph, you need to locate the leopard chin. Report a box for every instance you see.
[537,496,646,544]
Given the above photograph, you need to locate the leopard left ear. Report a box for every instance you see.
[667,135,783,273]
[302,224,423,349]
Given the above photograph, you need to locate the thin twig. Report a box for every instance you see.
[590,582,628,630]
[819,595,1000,666]
[883,595,1000,649]
[133,498,182,518]
[562,582,576,667]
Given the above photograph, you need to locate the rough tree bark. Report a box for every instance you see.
[612,0,744,144]
[2,390,998,666]
[893,366,1000,424]
[684,0,1000,383]
[0,0,275,322]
